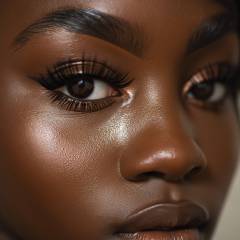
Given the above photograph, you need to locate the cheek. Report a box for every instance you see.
[196,105,239,184]
[0,78,135,239]
[189,100,240,214]
[0,112,109,238]
[0,77,122,238]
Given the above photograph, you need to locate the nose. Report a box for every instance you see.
[119,122,207,182]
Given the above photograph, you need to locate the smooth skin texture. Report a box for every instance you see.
[0,0,239,239]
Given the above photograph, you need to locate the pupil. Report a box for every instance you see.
[67,76,94,98]
[191,82,214,100]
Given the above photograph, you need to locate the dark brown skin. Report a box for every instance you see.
[0,0,239,239]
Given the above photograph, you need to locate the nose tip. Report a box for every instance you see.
[119,132,207,182]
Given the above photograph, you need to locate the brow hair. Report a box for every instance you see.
[12,3,239,58]
[13,8,145,57]
[187,12,238,54]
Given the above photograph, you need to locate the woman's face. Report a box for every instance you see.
[0,0,239,239]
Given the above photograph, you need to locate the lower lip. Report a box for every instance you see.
[118,229,201,240]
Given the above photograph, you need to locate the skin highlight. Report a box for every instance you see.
[0,0,239,239]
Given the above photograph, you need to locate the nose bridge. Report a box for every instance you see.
[119,104,207,182]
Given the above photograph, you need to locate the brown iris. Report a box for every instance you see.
[67,75,94,99]
[189,81,214,101]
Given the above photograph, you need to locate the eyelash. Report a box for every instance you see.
[32,58,239,113]
[32,56,133,113]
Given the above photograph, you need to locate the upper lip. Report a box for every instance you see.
[117,201,209,234]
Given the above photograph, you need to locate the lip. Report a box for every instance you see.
[116,201,209,240]
[118,229,201,240]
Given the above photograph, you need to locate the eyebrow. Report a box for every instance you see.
[13,7,238,58]
[186,12,238,54]
[12,8,145,57]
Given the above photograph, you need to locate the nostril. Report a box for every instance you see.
[134,171,166,181]
[185,166,203,180]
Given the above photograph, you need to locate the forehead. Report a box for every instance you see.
[0,0,233,32]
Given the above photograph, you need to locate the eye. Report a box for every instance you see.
[184,80,227,104]
[183,63,238,108]
[58,75,120,100]
[32,58,132,113]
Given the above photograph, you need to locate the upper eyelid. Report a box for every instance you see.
[49,59,131,85]
[185,61,238,81]
[182,62,239,92]
[31,57,133,92]
[52,59,119,75]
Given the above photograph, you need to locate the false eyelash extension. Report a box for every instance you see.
[46,90,116,113]
[31,56,133,113]
[204,62,239,83]
[184,62,240,95]
[201,62,240,98]
[200,62,238,84]
[35,56,133,91]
